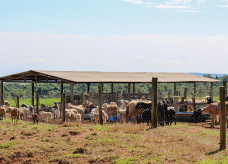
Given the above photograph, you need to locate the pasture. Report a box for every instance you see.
[0,117,228,163]
[6,98,61,107]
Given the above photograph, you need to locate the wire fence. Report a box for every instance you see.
[1,83,227,150]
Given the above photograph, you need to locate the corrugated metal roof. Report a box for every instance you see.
[0,70,220,83]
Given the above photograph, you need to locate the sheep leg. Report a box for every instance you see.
[210,116,215,128]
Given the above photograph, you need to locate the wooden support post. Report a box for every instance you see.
[101,83,104,93]
[111,83,114,94]
[98,85,103,125]
[192,97,196,111]
[36,94,39,114]
[60,82,63,103]
[16,96,19,108]
[61,83,63,94]
[151,78,158,129]
[87,83,90,93]
[117,91,122,107]
[174,83,177,96]
[133,83,135,99]
[220,86,226,150]
[168,90,171,99]
[62,93,66,122]
[0,81,3,106]
[81,92,85,104]
[184,88,187,100]
[194,82,197,99]
[128,83,131,100]
[32,83,34,106]
[210,82,213,97]
[70,82,74,104]
[223,81,227,95]
[89,92,93,102]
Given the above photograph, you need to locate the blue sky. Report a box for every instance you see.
[0,0,228,76]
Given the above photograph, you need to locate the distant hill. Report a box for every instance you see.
[189,73,226,78]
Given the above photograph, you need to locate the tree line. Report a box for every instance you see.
[2,74,228,100]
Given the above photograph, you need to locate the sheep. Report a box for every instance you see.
[74,105,85,122]
[3,101,10,106]
[7,106,14,114]
[11,108,20,123]
[120,100,129,110]
[102,110,108,123]
[40,111,53,122]
[52,108,60,119]
[76,113,82,123]
[117,109,126,123]
[32,113,39,124]
[70,112,76,122]
[0,105,6,120]
[91,107,99,113]
[65,110,72,122]
[102,102,118,122]
[202,102,228,128]
[90,110,108,124]
[20,107,30,120]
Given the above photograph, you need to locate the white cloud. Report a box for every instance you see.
[217,5,228,7]
[0,32,228,75]
[121,0,211,12]
[13,58,47,64]
[155,4,188,9]
[121,0,153,5]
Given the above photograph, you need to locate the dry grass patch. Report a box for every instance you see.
[0,118,228,163]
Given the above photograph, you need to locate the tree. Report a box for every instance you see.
[203,74,214,79]
[220,75,228,82]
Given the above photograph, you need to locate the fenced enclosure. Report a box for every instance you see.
[0,70,227,159]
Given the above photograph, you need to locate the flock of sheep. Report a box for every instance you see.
[1,95,226,128]
[0,100,128,124]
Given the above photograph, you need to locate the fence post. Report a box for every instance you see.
[16,96,20,108]
[36,94,39,114]
[223,81,227,95]
[128,83,131,101]
[62,93,66,122]
[89,92,93,102]
[168,90,171,99]
[210,82,213,97]
[81,92,85,104]
[184,88,187,100]
[0,94,3,106]
[98,85,103,125]
[220,86,226,150]
[194,82,197,99]
[151,78,158,129]
[117,91,122,107]
[32,83,34,106]
[174,83,177,96]
[192,97,196,111]
[1,81,3,106]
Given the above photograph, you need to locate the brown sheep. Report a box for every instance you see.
[0,105,6,120]
[11,108,20,123]
[202,102,228,128]
[102,102,118,122]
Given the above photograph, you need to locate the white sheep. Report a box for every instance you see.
[76,113,81,123]
[40,111,53,122]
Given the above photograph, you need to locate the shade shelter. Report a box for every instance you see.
[0,70,220,105]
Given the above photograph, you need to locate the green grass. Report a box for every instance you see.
[6,98,61,107]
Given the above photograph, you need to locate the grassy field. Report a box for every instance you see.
[0,116,228,164]
[6,98,61,107]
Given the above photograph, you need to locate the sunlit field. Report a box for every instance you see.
[0,116,228,163]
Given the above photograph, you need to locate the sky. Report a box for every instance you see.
[0,0,228,76]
